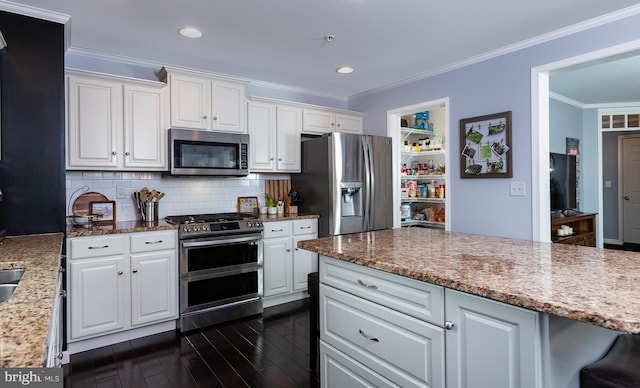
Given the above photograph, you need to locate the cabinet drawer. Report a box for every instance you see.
[321,284,444,387]
[263,221,291,239]
[130,231,176,253]
[320,341,409,388]
[320,256,444,325]
[293,219,317,236]
[70,236,125,259]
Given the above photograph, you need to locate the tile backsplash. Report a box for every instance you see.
[66,171,291,222]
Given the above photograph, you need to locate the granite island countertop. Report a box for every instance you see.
[0,233,64,367]
[297,227,640,334]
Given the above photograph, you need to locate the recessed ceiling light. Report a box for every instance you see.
[337,66,354,74]
[179,27,202,39]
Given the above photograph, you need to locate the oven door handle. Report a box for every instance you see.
[181,234,261,248]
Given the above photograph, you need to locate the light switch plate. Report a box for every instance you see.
[510,181,526,196]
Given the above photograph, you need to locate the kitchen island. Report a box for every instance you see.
[298,227,638,388]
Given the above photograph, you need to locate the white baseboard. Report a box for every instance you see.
[67,320,176,355]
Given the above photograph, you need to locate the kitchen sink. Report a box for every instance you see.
[0,268,25,284]
[0,284,18,303]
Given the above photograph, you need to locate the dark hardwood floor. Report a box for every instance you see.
[63,299,319,388]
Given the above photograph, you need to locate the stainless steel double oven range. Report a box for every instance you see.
[165,213,264,332]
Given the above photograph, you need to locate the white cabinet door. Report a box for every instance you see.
[445,289,541,388]
[67,75,121,168]
[303,108,334,134]
[211,80,245,133]
[123,84,167,169]
[292,234,318,291]
[276,105,302,172]
[263,237,292,297]
[70,257,126,340]
[336,113,363,134]
[248,101,277,171]
[168,73,209,130]
[130,250,177,326]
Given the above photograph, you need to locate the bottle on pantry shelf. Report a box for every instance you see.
[412,143,421,152]
[439,184,445,199]
[428,180,436,198]
[420,184,427,198]
[434,185,440,199]
[407,181,417,197]
[403,141,411,152]
[401,163,407,175]
[401,204,411,220]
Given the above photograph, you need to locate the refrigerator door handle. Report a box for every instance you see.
[362,136,372,231]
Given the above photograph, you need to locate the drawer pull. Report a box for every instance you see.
[357,279,378,289]
[145,240,163,244]
[299,226,311,229]
[88,245,109,250]
[358,329,379,342]
[271,228,284,232]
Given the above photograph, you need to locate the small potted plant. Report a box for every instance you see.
[288,187,302,214]
[266,194,277,215]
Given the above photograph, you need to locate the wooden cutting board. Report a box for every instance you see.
[265,179,291,211]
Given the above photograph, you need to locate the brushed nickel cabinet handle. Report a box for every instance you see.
[88,245,109,250]
[145,240,163,244]
[445,321,455,330]
[357,279,378,289]
[358,329,379,342]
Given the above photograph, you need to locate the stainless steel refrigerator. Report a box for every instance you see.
[292,132,393,237]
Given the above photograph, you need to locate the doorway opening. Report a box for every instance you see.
[532,39,640,246]
[387,98,451,230]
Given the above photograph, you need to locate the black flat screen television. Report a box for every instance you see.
[549,152,577,212]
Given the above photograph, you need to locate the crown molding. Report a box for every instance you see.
[350,4,640,100]
[0,0,71,50]
[68,47,349,103]
[549,92,585,108]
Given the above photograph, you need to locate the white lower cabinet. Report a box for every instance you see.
[67,230,178,353]
[263,219,318,307]
[319,255,541,388]
[444,289,540,388]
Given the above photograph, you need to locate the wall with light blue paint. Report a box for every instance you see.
[348,13,640,239]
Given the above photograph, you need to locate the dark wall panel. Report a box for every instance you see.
[0,11,65,235]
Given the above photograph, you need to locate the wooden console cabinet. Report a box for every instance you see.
[551,212,596,247]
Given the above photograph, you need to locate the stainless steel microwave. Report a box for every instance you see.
[168,128,249,176]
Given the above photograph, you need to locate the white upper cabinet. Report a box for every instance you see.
[161,67,247,133]
[123,84,167,169]
[66,70,168,171]
[67,74,121,169]
[303,108,363,134]
[248,100,301,173]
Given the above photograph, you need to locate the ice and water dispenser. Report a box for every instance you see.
[340,182,363,217]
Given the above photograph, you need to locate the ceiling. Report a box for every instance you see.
[2,0,640,100]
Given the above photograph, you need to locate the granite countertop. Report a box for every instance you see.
[0,233,64,367]
[257,213,319,222]
[67,220,178,237]
[297,227,640,334]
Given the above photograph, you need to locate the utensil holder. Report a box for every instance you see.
[142,202,159,222]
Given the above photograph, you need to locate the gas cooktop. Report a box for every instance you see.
[165,212,263,239]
